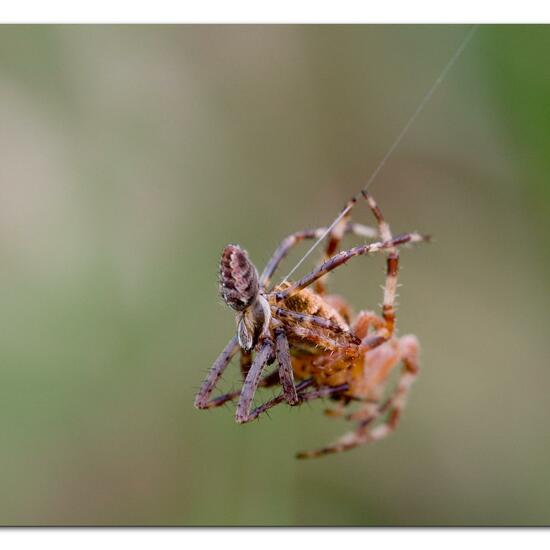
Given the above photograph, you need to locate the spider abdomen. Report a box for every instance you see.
[219,244,260,311]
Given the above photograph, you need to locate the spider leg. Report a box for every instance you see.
[260,218,378,289]
[197,368,282,410]
[260,229,325,288]
[296,403,383,459]
[247,381,348,421]
[352,310,395,355]
[362,334,420,438]
[235,339,274,423]
[298,383,349,402]
[246,379,313,420]
[296,424,371,459]
[319,198,380,267]
[271,306,357,339]
[274,328,299,405]
[313,199,381,295]
[275,232,428,306]
[194,335,239,409]
[352,310,385,338]
[325,198,357,257]
[286,325,359,356]
[195,338,279,411]
[314,198,357,295]
[296,335,420,459]
[361,191,398,337]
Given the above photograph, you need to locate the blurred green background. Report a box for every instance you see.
[0,25,549,526]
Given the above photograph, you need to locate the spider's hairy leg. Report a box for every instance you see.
[260,195,359,291]
[194,335,239,409]
[245,379,313,421]
[274,328,299,405]
[194,369,282,409]
[361,191,398,337]
[276,232,428,303]
[271,306,353,337]
[247,381,348,422]
[352,310,386,338]
[325,197,358,258]
[369,334,420,436]
[314,219,381,296]
[319,196,381,267]
[315,196,357,295]
[259,209,379,291]
[286,325,359,356]
[352,310,398,352]
[235,339,274,423]
[296,335,420,459]
[296,425,370,459]
[260,229,324,289]
[296,409,381,459]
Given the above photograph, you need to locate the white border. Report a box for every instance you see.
[0,5,548,549]
[1,0,550,23]
[1,528,549,550]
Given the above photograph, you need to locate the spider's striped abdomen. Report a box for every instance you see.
[219,244,259,311]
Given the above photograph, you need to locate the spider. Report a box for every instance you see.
[194,191,429,458]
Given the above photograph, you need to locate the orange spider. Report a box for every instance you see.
[194,191,429,458]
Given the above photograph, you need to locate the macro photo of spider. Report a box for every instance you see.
[194,190,430,458]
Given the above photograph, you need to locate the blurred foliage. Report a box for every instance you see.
[0,25,548,526]
[481,26,550,257]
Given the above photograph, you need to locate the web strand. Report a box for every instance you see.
[281,26,477,284]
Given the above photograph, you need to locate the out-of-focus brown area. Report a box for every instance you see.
[0,25,548,525]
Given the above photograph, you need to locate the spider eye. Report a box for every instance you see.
[219,244,259,311]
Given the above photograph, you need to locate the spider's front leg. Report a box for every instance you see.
[235,328,302,423]
[194,335,239,410]
[260,229,325,289]
[259,200,378,290]
[235,338,275,423]
[196,368,282,410]
[276,232,427,306]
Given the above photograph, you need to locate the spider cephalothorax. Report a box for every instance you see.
[195,192,429,458]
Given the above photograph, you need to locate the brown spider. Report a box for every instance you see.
[194,191,429,458]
